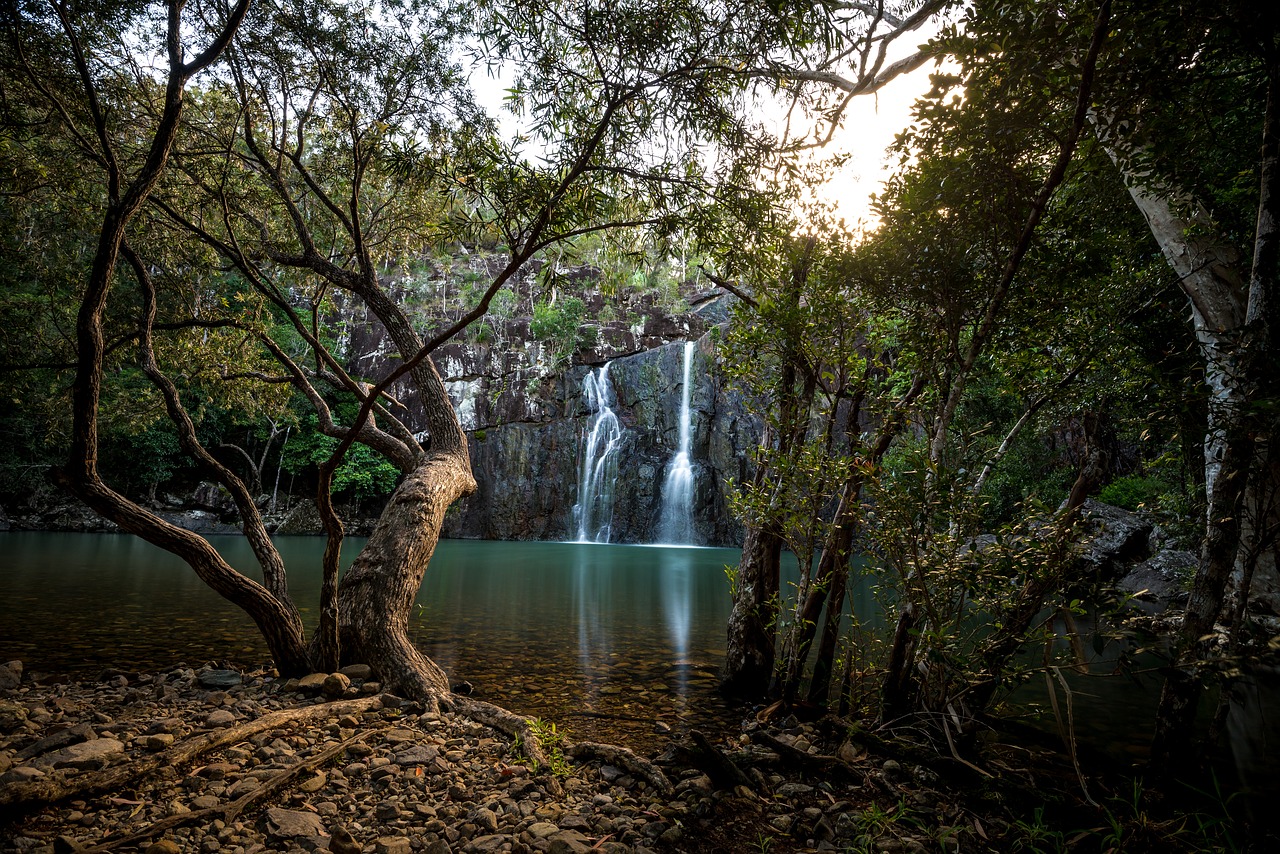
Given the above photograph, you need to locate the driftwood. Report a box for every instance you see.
[78,728,378,853]
[0,696,382,814]
[450,696,549,767]
[748,730,845,774]
[567,741,673,795]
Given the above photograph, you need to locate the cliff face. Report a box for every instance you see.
[341,278,758,546]
[440,335,759,546]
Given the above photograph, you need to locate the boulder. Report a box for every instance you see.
[1119,548,1196,612]
[1077,499,1153,580]
[322,672,352,698]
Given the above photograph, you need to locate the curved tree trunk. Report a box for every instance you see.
[337,452,477,704]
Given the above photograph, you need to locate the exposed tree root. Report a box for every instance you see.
[78,729,379,853]
[450,696,549,768]
[0,697,382,814]
[566,741,673,795]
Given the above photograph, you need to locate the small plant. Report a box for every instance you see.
[527,718,574,778]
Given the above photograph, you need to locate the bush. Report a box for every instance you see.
[530,296,587,361]
[1098,475,1172,511]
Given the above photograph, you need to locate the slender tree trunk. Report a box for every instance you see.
[806,522,855,706]
[1147,55,1279,770]
[722,510,783,696]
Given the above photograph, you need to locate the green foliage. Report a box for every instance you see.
[280,415,400,502]
[1098,475,1174,512]
[529,297,588,362]
[523,719,574,778]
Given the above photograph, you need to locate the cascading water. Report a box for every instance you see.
[658,342,697,545]
[572,363,625,543]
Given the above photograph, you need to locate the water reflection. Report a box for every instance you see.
[661,548,693,699]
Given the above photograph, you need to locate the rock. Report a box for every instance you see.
[0,701,27,730]
[374,837,412,854]
[265,807,327,839]
[328,825,362,854]
[422,841,453,854]
[296,673,328,693]
[18,723,96,759]
[0,660,22,691]
[1118,548,1196,612]
[547,830,593,854]
[36,738,125,771]
[472,807,499,833]
[1078,499,1153,579]
[299,770,327,792]
[322,673,352,698]
[527,822,560,839]
[144,842,182,854]
[339,664,372,681]
[145,734,175,751]
[394,744,439,765]
[882,760,908,782]
[197,669,243,690]
[0,766,46,783]
[465,836,507,853]
[205,709,236,728]
[52,835,84,853]
[776,782,814,799]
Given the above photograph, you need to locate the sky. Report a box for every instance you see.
[803,65,938,229]
[465,24,945,238]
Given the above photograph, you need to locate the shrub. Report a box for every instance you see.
[1099,475,1172,511]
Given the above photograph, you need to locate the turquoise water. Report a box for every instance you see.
[0,532,744,747]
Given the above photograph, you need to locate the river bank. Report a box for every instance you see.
[0,660,1255,853]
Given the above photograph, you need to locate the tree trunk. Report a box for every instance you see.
[1133,53,1279,773]
[337,452,476,704]
[722,517,782,696]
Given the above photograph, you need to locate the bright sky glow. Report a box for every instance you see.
[803,64,939,231]
[466,37,948,238]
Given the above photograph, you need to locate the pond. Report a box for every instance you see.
[0,532,751,750]
[1,531,1273,801]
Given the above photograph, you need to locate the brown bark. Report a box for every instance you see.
[338,452,476,704]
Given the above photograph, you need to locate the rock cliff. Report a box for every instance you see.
[338,272,758,546]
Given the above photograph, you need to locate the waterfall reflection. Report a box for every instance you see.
[661,548,693,702]
[573,545,613,697]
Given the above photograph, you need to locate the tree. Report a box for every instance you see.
[3,0,960,713]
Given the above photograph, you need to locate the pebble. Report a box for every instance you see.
[205,709,236,728]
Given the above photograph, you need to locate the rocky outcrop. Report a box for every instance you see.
[337,273,757,546]
[442,334,759,546]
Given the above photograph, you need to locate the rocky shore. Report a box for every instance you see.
[0,661,1005,854]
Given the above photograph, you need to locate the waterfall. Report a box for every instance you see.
[658,342,697,545]
[572,363,625,543]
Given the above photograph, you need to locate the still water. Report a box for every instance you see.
[2,531,1273,798]
[0,532,747,748]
